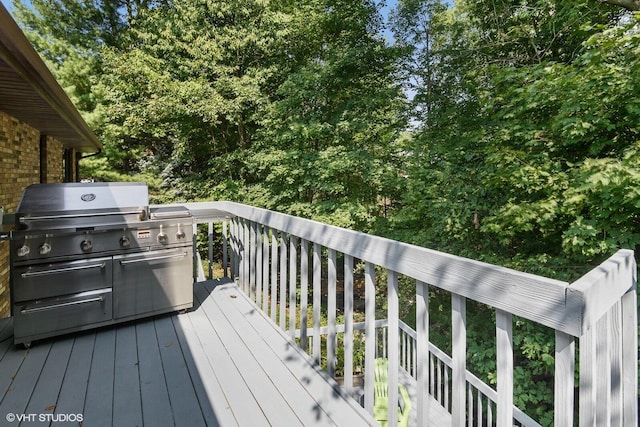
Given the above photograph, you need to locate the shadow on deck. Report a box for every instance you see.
[0,280,376,426]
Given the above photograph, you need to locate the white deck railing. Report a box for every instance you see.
[186,201,638,427]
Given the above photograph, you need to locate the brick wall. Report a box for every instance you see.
[0,111,67,318]
[45,135,64,183]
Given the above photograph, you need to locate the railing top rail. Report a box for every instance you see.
[184,201,635,337]
[567,248,636,333]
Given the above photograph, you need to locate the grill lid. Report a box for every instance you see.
[16,182,149,229]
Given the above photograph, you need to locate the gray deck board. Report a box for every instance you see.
[83,327,116,426]
[23,338,73,417]
[0,340,51,419]
[137,320,173,427]
[194,283,306,427]
[209,281,374,426]
[154,315,208,427]
[55,333,96,418]
[0,280,379,426]
[112,324,143,426]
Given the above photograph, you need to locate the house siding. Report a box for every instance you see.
[0,111,67,318]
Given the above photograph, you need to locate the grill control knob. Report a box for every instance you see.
[120,236,131,247]
[176,229,186,239]
[157,232,168,244]
[81,240,93,252]
[39,243,52,255]
[17,244,30,257]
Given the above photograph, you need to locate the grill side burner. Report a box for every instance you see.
[9,182,194,347]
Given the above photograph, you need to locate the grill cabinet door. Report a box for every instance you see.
[113,248,193,319]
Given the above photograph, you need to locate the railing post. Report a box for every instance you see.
[496,310,513,427]
[416,280,430,426]
[451,294,467,427]
[554,331,575,426]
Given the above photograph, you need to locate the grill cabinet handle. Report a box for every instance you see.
[120,252,188,265]
[20,294,106,315]
[21,262,106,278]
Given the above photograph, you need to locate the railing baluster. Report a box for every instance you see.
[496,309,513,427]
[416,280,430,426]
[430,353,435,396]
[609,302,623,427]
[477,388,482,427]
[387,270,399,427]
[244,219,250,294]
[436,359,442,404]
[452,294,467,427]
[271,229,278,321]
[255,224,263,305]
[279,233,288,330]
[229,219,237,279]
[208,221,214,279]
[222,220,228,278]
[621,287,638,425]
[344,254,354,390]
[555,330,575,426]
[313,242,322,364]
[596,315,611,425]
[327,248,337,377]
[289,236,298,340]
[488,399,493,426]
[300,239,309,352]
[364,261,376,414]
[250,222,257,301]
[444,364,449,411]
[262,226,270,312]
[468,384,474,427]
[238,219,244,289]
[580,325,596,426]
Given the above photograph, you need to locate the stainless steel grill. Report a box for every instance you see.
[10,182,194,347]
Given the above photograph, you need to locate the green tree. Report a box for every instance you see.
[250,0,406,229]
[389,1,639,423]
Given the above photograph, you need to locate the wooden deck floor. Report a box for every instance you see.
[0,279,377,426]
